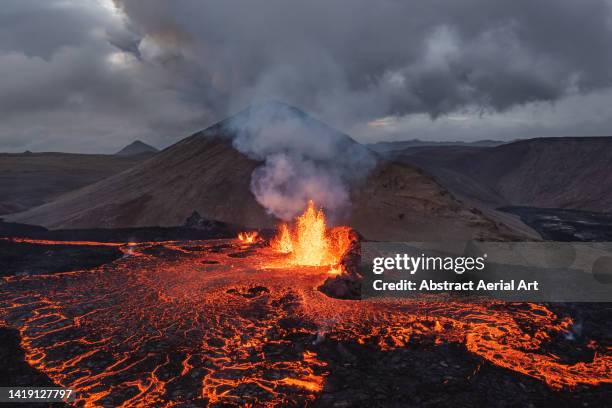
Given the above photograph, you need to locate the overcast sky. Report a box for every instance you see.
[1,0,612,153]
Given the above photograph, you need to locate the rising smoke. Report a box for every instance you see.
[225,102,376,220]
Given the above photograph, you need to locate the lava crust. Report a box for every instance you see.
[0,238,610,407]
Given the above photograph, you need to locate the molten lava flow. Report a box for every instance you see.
[271,200,352,269]
[237,231,259,244]
[1,238,611,406]
[327,264,345,276]
[271,224,293,254]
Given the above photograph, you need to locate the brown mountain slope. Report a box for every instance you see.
[0,152,151,216]
[348,161,514,241]
[397,137,612,213]
[8,105,519,240]
[7,135,274,229]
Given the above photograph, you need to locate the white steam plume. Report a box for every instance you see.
[226,101,376,220]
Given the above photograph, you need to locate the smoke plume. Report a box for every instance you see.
[225,102,376,220]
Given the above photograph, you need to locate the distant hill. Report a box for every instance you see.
[0,153,150,215]
[368,139,505,154]
[395,137,612,213]
[115,140,159,156]
[7,102,517,241]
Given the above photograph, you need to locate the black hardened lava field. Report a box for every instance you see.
[1,212,610,407]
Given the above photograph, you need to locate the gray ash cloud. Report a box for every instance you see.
[2,0,612,151]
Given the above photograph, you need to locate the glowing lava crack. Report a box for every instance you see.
[0,205,610,406]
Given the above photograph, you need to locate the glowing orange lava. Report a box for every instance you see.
[271,200,352,270]
[237,231,259,244]
[271,224,293,254]
[327,264,345,276]
[0,238,610,406]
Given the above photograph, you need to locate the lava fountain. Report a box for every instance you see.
[237,231,259,244]
[271,200,353,272]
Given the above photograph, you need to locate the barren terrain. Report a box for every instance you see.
[0,236,610,407]
[395,137,612,213]
[0,152,152,216]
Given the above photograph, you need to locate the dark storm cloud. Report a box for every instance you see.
[2,0,612,152]
[114,0,612,120]
[0,0,212,153]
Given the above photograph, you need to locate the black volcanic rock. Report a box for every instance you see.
[319,274,361,300]
[0,219,240,243]
[0,240,122,277]
[183,210,236,233]
[319,229,362,300]
[0,327,65,392]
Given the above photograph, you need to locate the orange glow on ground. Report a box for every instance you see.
[0,238,610,406]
